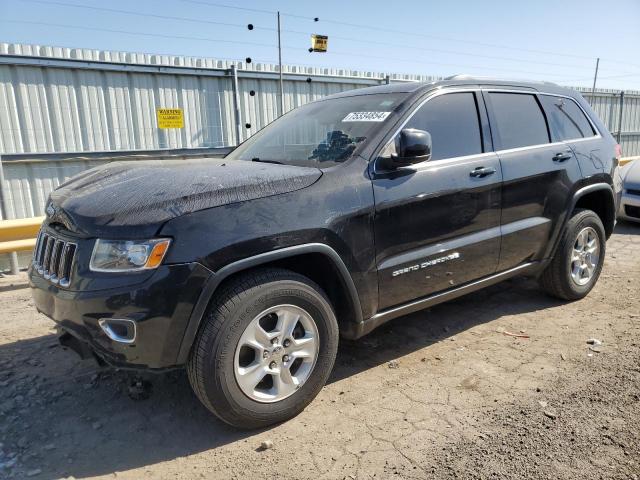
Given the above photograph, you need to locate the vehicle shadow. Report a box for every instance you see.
[0,273,563,479]
[616,219,640,234]
[331,276,561,383]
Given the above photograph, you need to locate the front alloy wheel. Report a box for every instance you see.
[235,305,319,403]
[187,268,338,429]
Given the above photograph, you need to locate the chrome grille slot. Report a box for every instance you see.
[33,229,77,287]
[35,232,49,271]
[49,240,63,282]
[42,237,55,277]
[33,231,43,263]
[59,244,76,287]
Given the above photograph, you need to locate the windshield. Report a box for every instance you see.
[227,93,406,168]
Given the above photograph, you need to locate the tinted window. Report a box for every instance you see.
[489,93,549,149]
[404,92,482,160]
[540,95,596,141]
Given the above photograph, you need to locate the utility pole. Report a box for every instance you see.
[616,91,625,144]
[591,57,600,96]
[230,65,242,146]
[277,11,285,117]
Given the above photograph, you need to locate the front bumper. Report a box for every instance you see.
[618,190,640,223]
[29,262,213,369]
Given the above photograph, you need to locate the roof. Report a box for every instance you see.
[324,76,578,101]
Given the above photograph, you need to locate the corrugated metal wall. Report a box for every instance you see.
[0,42,438,158]
[580,90,640,156]
[1,42,639,224]
[1,159,100,221]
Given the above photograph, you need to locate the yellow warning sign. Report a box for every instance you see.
[310,34,328,52]
[157,108,184,129]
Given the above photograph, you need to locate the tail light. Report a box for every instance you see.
[615,144,623,161]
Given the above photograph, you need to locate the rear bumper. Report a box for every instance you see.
[29,262,213,369]
[618,191,640,223]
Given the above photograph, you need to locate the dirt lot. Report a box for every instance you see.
[0,223,638,480]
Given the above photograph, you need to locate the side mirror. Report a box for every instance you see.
[382,129,432,169]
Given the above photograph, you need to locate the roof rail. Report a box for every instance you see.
[444,74,559,86]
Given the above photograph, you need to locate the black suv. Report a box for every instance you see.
[29,78,622,428]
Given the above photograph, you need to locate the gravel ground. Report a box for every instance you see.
[0,222,638,480]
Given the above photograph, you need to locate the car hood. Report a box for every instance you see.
[47,158,322,238]
[623,160,640,188]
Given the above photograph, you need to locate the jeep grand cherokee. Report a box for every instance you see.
[30,78,622,428]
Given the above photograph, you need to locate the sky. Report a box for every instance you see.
[1,0,639,90]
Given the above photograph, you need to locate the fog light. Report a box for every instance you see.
[99,319,137,344]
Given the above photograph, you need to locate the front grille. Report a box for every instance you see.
[625,204,640,219]
[33,230,77,287]
[627,188,640,197]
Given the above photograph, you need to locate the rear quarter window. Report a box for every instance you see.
[488,92,550,150]
[539,95,596,141]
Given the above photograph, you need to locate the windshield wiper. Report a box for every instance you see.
[251,157,283,165]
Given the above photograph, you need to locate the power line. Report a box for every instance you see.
[177,0,640,71]
[16,0,628,74]
[177,0,276,16]
[304,33,605,72]
[15,0,640,76]
[283,14,640,70]
[561,72,639,83]
[277,27,611,72]
[18,0,276,32]
[4,18,637,85]
[1,19,586,79]
[300,18,595,60]
[176,0,587,60]
[0,19,279,50]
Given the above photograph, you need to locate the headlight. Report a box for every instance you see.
[90,238,171,272]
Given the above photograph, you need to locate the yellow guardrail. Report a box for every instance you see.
[0,216,45,254]
[620,156,638,167]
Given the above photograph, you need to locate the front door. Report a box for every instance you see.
[372,91,502,311]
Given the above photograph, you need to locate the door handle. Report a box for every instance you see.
[470,166,497,178]
[552,150,573,162]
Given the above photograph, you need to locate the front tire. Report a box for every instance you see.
[187,268,338,429]
[539,209,606,300]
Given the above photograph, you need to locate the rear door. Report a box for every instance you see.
[484,90,583,271]
[372,90,502,310]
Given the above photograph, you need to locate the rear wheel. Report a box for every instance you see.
[187,268,338,429]
[539,209,606,300]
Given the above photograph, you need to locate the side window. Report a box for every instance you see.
[488,93,549,150]
[539,95,596,141]
[404,92,482,160]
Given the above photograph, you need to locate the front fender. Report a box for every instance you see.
[175,243,363,364]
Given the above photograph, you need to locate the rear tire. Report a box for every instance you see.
[539,209,606,300]
[187,268,338,429]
